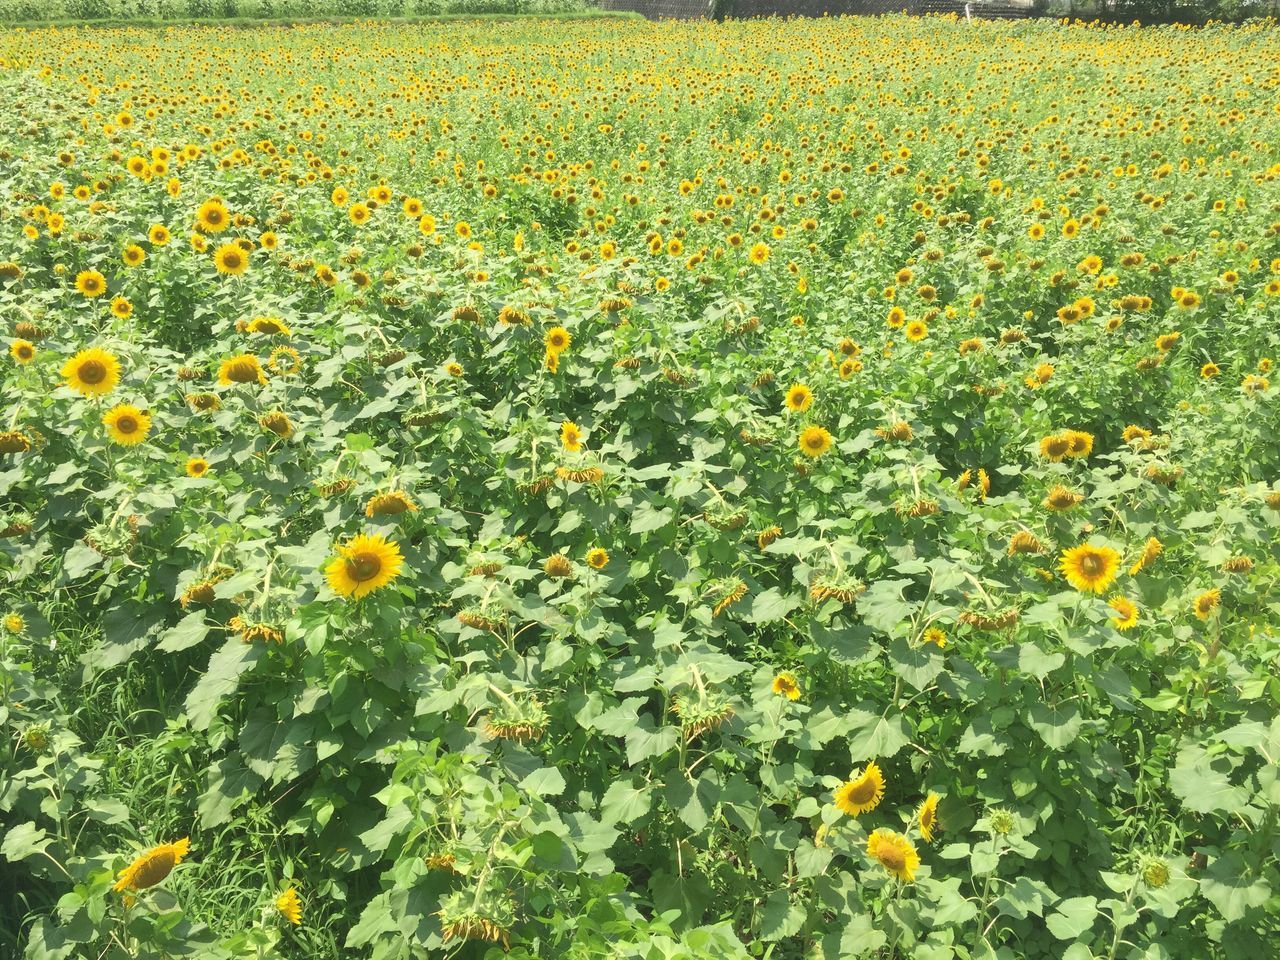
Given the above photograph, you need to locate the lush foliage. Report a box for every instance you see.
[0,0,593,25]
[1,14,1279,960]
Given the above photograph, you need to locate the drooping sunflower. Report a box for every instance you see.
[1128,536,1163,575]
[771,671,800,700]
[586,547,609,570]
[62,347,121,397]
[784,383,813,413]
[218,354,267,386]
[75,269,107,298]
[269,346,302,376]
[1038,433,1071,462]
[1107,595,1139,630]
[247,316,290,336]
[918,792,941,843]
[867,829,920,882]
[325,533,404,600]
[276,887,302,926]
[113,838,190,892]
[1192,588,1221,620]
[560,420,583,452]
[833,761,885,816]
[365,491,417,518]
[213,243,249,276]
[103,404,151,446]
[798,425,832,459]
[1059,542,1121,594]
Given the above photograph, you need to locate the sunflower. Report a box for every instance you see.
[185,456,209,478]
[1192,588,1221,620]
[10,339,35,364]
[560,420,584,452]
[905,320,928,342]
[867,829,920,882]
[1065,430,1094,458]
[113,838,190,892]
[148,224,171,245]
[213,243,249,275]
[833,761,884,816]
[276,887,302,926]
[62,347,121,397]
[269,346,302,376]
[325,533,404,600]
[196,198,230,233]
[1038,434,1071,461]
[1059,542,1121,593]
[1042,485,1082,511]
[247,316,290,335]
[771,671,800,700]
[784,383,813,412]
[748,242,771,264]
[103,404,151,446]
[111,296,133,319]
[75,269,107,298]
[1128,536,1163,575]
[918,793,941,843]
[218,354,267,386]
[586,547,609,570]
[797,425,832,458]
[545,326,571,354]
[365,491,417,518]
[1108,595,1139,630]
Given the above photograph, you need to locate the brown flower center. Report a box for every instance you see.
[1079,553,1104,577]
[346,552,382,583]
[78,360,106,384]
[116,415,138,434]
[877,845,906,871]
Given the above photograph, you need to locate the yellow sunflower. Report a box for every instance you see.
[185,456,209,478]
[784,383,813,413]
[103,404,151,446]
[276,887,302,926]
[771,671,800,700]
[560,420,584,452]
[1108,596,1139,630]
[833,761,885,816]
[75,269,107,298]
[10,339,35,364]
[269,346,302,376]
[586,547,609,570]
[867,828,920,882]
[545,326,571,354]
[918,792,941,843]
[218,354,267,386]
[1128,537,1163,575]
[798,425,832,459]
[62,347,121,397]
[905,320,928,342]
[748,242,771,264]
[1059,542,1121,594]
[113,838,190,892]
[1192,588,1221,621]
[325,533,404,600]
[213,243,249,276]
[196,198,230,233]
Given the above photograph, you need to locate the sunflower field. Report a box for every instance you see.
[0,13,1278,960]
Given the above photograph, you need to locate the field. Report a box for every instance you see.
[0,13,1278,960]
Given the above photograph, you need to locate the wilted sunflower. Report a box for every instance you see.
[867,828,920,882]
[269,346,302,376]
[1059,542,1121,593]
[1042,485,1082,511]
[113,838,190,892]
[833,761,885,816]
[102,404,151,446]
[325,533,404,600]
[62,347,120,397]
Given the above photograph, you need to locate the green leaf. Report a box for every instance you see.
[1169,745,1247,814]
[1046,896,1098,940]
[630,501,674,534]
[600,779,652,826]
[156,610,210,653]
[887,636,944,691]
[1027,702,1084,750]
[758,889,805,941]
[0,822,52,861]
[521,766,567,797]
[747,588,801,624]
[1200,853,1272,922]
[184,638,264,731]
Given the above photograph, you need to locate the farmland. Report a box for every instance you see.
[0,14,1278,960]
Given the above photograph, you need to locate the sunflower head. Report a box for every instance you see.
[62,347,121,397]
[918,793,941,843]
[1059,542,1121,594]
[867,828,920,882]
[784,383,813,413]
[325,533,404,600]
[102,404,151,446]
[798,425,832,458]
[112,838,190,892]
[834,761,885,817]
[771,671,800,700]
